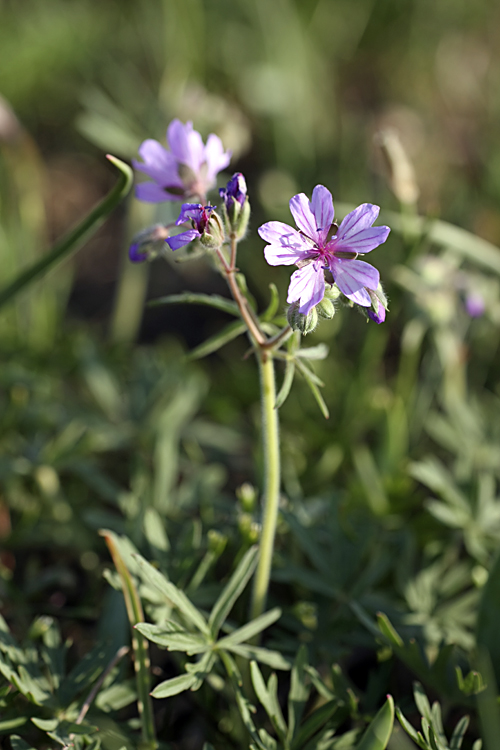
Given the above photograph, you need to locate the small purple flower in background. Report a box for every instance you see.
[133,119,231,203]
[165,203,224,251]
[258,185,390,316]
[129,224,170,263]
[465,291,485,318]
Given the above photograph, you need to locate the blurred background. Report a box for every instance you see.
[3,0,500,745]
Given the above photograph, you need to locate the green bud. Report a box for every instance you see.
[200,210,225,249]
[316,297,335,319]
[236,482,257,512]
[323,284,341,300]
[207,529,228,556]
[287,302,318,334]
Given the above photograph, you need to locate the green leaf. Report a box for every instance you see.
[275,358,295,409]
[261,283,280,322]
[477,550,500,686]
[9,737,36,750]
[151,672,199,698]
[0,717,28,731]
[295,344,329,360]
[223,643,291,670]
[135,623,209,654]
[291,700,339,750]
[208,546,259,637]
[355,695,394,750]
[133,552,210,635]
[376,613,404,648]
[450,715,470,750]
[148,292,240,317]
[396,707,426,747]
[217,608,282,647]
[0,156,133,310]
[288,645,310,742]
[250,662,287,741]
[186,320,247,360]
[295,360,329,419]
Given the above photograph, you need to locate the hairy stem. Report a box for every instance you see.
[250,351,281,622]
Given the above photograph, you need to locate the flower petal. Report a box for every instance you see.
[310,185,334,245]
[176,203,204,225]
[167,120,205,173]
[337,203,381,237]
[166,229,201,250]
[134,140,182,187]
[259,221,314,266]
[205,133,231,183]
[329,258,380,300]
[287,261,325,314]
[330,226,390,254]
[135,182,171,203]
[289,193,321,242]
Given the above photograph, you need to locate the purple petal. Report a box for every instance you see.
[367,302,386,323]
[259,221,314,266]
[345,287,373,306]
[337,204,380,238]
[176,203,204,225]
[310,185,334,245]
[329,258,380,300]
[135,182,171,203]
[465,292,485,317]
[165,229,201,251]
[205,133,231,182]
[129,242,147,262]
[289,193,321,243]
[329,225,390,255]
[287,261,325,314]
[167,120,205,173]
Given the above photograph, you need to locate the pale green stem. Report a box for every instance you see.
[250,351,280,621]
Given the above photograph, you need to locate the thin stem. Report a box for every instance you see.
[250,351,281,622]
[216,246,266,346]
[262,324,293,350]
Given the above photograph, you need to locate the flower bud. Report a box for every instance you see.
[366,283,389,324]
[287,302,318,334]
[129,224,170,262]
[323,284,341,301]
[200,209,225,249]
[219,173,251,240]
[316,297,335,319]
[236,483,257,512]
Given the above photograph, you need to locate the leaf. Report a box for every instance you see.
[477,550,500,686]
[0,156,133,310]
[208,546,259,637]
[288,645,310,743]
[148,292,240,317]
[261,284,280,322]
[135,623,209,654]
[9,737,37,750]
[295,360,329,419]
[291,700,339,750]
[151,672,199,698]
[295,344,329,360]
[186,320,247,360]
[355,695,394,750]
[223,643,291,670]
[376,613,404,648]
[217,608,282,647]
[250,662,287,741]
[275,358,295,409]
[133,552,210,636]
[450,715,470,750]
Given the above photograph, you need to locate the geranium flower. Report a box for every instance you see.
[165,203,220,250]
[258,185,390,315]
[133,119,231,203]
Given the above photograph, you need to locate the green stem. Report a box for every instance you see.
[0,155,133,311]
[250,351,281,622]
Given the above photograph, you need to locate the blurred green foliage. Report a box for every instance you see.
[2,0,500,747]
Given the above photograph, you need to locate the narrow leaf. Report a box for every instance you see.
[450,715,470,750]
[356,695,395,750]
[208,546,259,637]
[295,344,329,360]
[288,645,310,742]
[187,320,247,360]
[295,360,329,419]
[0,156,133,310]
[217,608,282,647]
[291,700,338,750]
[224,643,291,670]
[151,672,198,698]
[275,358,295,409]
[135,623,208,654]
[149,292,240,317]
[133,552,210,635]
[260,284,281,322]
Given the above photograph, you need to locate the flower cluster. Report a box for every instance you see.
[258,185,390,325]
[133,119,231,203]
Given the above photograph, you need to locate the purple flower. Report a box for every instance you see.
[129,224,170,263]
[133,120,231,203]
[219,172,247,211]
[465,291,485,318]
[166,203,216,250]
[258,185,390,315]
[367,299,386,324]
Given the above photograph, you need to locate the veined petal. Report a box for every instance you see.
[289,193,321,242]
[205,134,231,182]
[310,185,334,245]
[259,221,314,266]
[135,182,171,203]
[329,258,380,299]
[337,204,380,238]
[167,120,204,173]
[176,203,204,225]
[329,225,390,254]
[287,261,325,314]
[165,228,201,250]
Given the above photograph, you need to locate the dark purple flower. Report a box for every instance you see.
[128,224,170,263]
[133,120,231,203]
[219,172,247,210]
[367,300,386,324]
[166,203,217,250]
[258,185,390,315]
